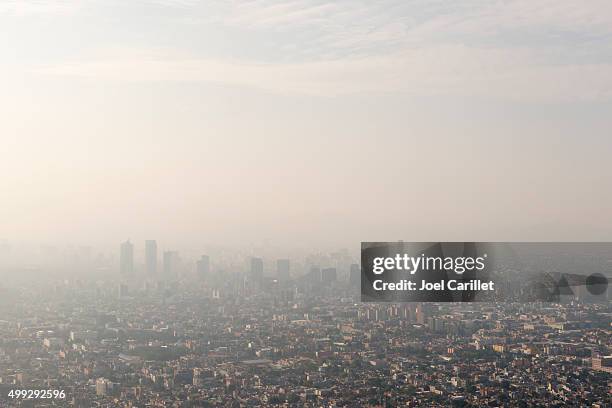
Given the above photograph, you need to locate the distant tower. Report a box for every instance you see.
[309,266,321,283]
[163,251,179,277]
[196,255,210,280]
[118,283,129,298]
[276,259,290,280]
[250,257,264,282]
[415,304,425,324]
[321,267,337,283]
[120,240,133,275]
[145,240,157,275]
[349,263,360,285]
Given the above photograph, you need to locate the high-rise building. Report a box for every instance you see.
[196,255,210,280]
[308,266,321,283]
[163,251,179,277]
[118,283,129,298]
[119,240,133,275]
[96,378,111,396]
[322,267,337,283]
[145,240,157,275]
[349,263,360,285]
[250,257,264,282]
[415,304,425,324]
[276,259,290,279]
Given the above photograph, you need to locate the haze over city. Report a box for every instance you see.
[1,2,612,407]
[3,0,612,250]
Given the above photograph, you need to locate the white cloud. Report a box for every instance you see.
[139,0,202,8]
[216,0,612,57]
[222,0,340,28]
[11,0,612,102]
[35,45,612,102]
[0,0,80,16]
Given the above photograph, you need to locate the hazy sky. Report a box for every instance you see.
[2,0,612,249]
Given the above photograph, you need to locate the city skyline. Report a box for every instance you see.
[0,240,609,406]
[1,1,611,406]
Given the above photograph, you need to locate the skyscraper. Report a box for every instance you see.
[120,240,133,275]
[118,283,129,298]
[276,259,290,280]
[163,251,179,277]
[250,257,264,283]
[308,266,321,283]
[349,263,360,285]
[321,267,337,283]
[196,255,210,280]
[145,240,157,275]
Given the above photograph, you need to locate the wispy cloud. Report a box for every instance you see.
[13,0,612,102]
[139,0,202,9]
[36,45,612,102]
[0,0,80,16]
[215,0,612,58]
[222,0,340,28]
